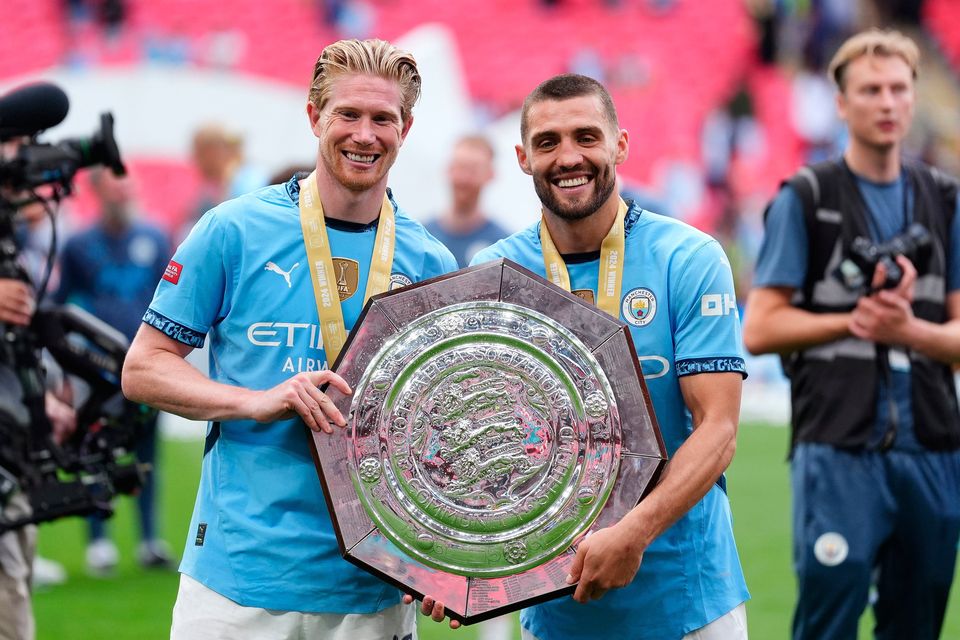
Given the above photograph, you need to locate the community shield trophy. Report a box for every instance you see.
[309,259,667,625]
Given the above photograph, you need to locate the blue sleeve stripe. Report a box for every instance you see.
[143,308,206,348]
[676,357,747,378]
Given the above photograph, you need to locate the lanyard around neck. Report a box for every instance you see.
[299,171,395,363]
[539,198,628,319]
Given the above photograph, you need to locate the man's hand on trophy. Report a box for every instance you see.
[402,593,461,629]
[567,521,644,603]
[0,278,35,326]
[246,371,351,433]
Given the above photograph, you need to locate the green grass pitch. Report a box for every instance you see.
[32,423,959,639]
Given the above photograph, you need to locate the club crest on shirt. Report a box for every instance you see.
[332,258,359,301]
[572,289,595,305]
[622,287,657,327]
[389,273,413,291]
[813,532,849,567]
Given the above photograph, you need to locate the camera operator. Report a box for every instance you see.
[743,30,960,640]
[0,436,36,640]
[0,90,123,640]
[1,272,75,640]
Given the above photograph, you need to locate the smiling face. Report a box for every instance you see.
[308,73,412,193]
[837,54,915,154]
[517,95,627,221]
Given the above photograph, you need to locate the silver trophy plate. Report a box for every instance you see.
[309,259,666,624]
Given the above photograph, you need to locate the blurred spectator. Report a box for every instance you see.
[186,124,234,222]
[873,0,924,25]
[426,135,508,268]
[319,0,375,39]
[803,0,859,70]
[54,168,174,575]
[226,134,269,198]
[61,0,128,66]
[747,0,780,65]
[568,47,606,84]
[98,0,127,39]
[142,23,193,65]
[182,124,267,239]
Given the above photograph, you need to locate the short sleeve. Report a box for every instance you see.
[427,243,459,278]
[152,229,174,282]
[143,210,231,348]
[469,243,504,267]
[673,240,747,377]
[753,185,809,289]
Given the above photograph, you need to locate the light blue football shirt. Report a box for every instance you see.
[471,201,749,640]
[145,176,457,613]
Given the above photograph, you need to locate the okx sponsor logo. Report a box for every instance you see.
[700,293,737,317]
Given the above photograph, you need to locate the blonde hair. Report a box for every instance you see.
[828,29,920,92]
[308,39,421,123]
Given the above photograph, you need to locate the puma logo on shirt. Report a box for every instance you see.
[265,261,300,288]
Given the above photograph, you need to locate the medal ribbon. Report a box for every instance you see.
[540,198,628,318]
[299,171,395,363]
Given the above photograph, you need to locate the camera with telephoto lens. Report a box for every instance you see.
[834,223,932,294]
[0,82,152,533]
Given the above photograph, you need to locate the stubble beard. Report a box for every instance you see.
[533,163,616,222]
[321,145,390,193]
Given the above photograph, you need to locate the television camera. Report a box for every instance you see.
[0,81,152,533]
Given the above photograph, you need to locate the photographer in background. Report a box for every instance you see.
[743,30,960,640]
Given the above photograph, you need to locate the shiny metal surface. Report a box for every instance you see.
[309,259,666,625]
